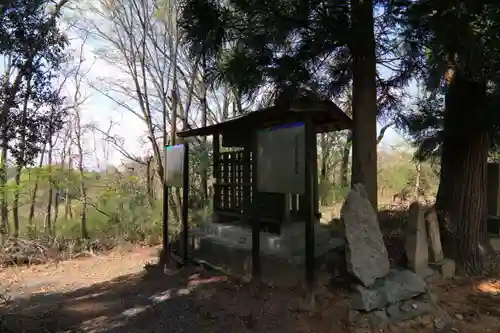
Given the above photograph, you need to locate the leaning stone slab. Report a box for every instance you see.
[351,269,427,311]
[342,183,390,287]
[405,202,429,276]
[425,209,444,262]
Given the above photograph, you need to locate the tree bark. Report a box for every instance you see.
[28,144,46,232]
[450,130,489,275]
[46,139,54,235]
[65,144,73,220]
[340,132,352,188]
[75,126,89,240]
[13,75,32,238]
[0,143,8,244]
[350,0,378,210]
[13,165,22,238]
[146,156,155,207]
[438,69,489,275]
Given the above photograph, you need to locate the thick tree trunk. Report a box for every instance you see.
[350,0,378,210]
[438,70,489,275]
[450,130,488,275]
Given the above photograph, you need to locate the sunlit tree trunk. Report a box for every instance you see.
[350,0,378,209]
[438,69,489,275]
[13,76,31,238]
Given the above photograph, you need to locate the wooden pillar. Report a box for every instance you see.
[312,133,318,218]
[251,135,261,279]
[162,148,170,264]
[213,135,220,218]
[284,194,291,223]
[291,194,298,218]
[182,142,190,265]
[242,142,251,223]
[304,121,315,289]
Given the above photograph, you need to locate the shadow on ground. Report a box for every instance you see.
[0,266,260,333]
[0,264,350,333]
[0,209,416,333]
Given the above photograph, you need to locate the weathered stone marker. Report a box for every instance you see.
[424,208,456,279]
[425,209,444,262]
[405,202,429,276]
[342,183,390,287]
[346,196,438,331]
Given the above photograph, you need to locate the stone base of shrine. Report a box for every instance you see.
[188,221,345,286]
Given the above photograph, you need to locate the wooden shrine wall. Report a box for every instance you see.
[213,150,308,230]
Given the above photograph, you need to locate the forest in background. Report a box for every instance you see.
[2,133,437,254]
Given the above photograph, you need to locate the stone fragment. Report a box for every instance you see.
[429,258,456,279]
[405,202,429,276]
[386,299,435,323]
[351,269,427,311]
[351,285,386,311]
[433,317,446,330]
[342,184,390,287]
[425,209,444,262]
[349,309,389,331]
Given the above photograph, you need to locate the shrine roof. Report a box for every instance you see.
[177,96,352,138]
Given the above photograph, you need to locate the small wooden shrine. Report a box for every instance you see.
[168,93,352,288]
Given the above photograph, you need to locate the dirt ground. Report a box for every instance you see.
[1,246,500,333]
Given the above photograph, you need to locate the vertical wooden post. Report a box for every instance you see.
[182,142,189,264]
[312,133,319,219]
[242,141,251,223]
[291,194,298,218]
[304,121,316,290]
[213,135,220,217]
[251,134,261,279]
[163,148,170,264]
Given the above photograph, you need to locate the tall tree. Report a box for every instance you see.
[0,0,70,240]
[397,0,500,274]
[350,0,378,208]
[180,0,409,209]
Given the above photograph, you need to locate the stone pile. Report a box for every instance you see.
[342,184,437,331]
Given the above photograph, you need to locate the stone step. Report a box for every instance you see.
[198,222,333,253]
